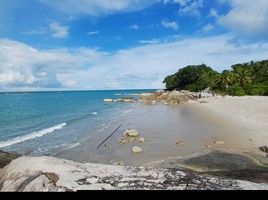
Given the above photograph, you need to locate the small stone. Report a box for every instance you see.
[132,146,143,153]
[213,141,226,145]
[176,140,185,146]
[138,138,145,143]
[124,129,140,137]
[205,144,212,149]
[259,146,268,153]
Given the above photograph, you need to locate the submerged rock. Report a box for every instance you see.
[132,146,143,153]
[1,156,268,191]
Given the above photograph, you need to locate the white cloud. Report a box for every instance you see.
[161,20,179,30]
[219,0,268,38]
[209,8,219,18]
[139,39,159,44]
[1,36,268,91]
[22,29,46,35]
[49,22,69,39]
[202,24,215,32]
[39,0,157,16]
[129,24,139,30]
[86,31,100,35]
[162,0,203,17]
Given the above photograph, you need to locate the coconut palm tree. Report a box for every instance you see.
[216,70,235,91]
[233,67,252,88]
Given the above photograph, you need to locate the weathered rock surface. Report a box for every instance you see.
[104,98,137,103]
[124,129,140,137]
[1,156,268,191]
[140,91,197,105]
[138,138,145,143]
[259,146,268,153]
[0,150,20,169]
[119,129,141,144]
[132,146,143,154]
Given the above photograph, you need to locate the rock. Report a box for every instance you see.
[213,141,226,145]
[124,129,140,137]
[0,150,20,168]
[138,138,145,143]
[1,156,268,191]
[205,144,212,149]
[132,146,143,153]
[104,99,113,102]
[112,161,125,166]
[176,140,185,146]
[140,91,197,105]
[117,98,136,103]
[259,146,268,153]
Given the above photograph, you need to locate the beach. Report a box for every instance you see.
[1,94,268,190]
[54,95,268,172]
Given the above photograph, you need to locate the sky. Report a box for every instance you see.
[0,0,268,91]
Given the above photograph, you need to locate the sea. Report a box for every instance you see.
[0,90,156,155]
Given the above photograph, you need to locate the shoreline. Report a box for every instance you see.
[1,95,268,185]
[54,95,268,174]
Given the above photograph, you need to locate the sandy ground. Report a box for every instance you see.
[194,96,268,149]
[56,96,268,167]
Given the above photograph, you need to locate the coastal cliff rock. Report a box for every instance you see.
[0,150,20,169]
[1,156,268,191]
[140,91,197,105]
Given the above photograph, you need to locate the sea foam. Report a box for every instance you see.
[0,123,67,148]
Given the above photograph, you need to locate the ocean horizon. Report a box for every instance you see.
[0,89,156,154]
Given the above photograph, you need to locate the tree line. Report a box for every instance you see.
[163,60,268,96]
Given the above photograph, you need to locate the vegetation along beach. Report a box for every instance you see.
[0,0,268,191]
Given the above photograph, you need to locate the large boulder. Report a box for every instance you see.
[124,129,140,137]
[1,156,268,191]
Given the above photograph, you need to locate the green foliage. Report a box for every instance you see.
[163,59,268,96]
[163,64,217,92]
[227,86,246,96]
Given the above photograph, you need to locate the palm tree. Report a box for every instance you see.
[233,67,252,88]
[216,70,235,91]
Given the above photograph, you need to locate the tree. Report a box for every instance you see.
[216,70,235,91]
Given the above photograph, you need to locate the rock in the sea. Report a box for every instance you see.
[259,146,268,153]
[104,99,113,102]
[132,146,143,153]
[124,129,140,137]
[213,141,226,145]
[176,140,185,146]
[138,138,145,143]
[1,156,268,191]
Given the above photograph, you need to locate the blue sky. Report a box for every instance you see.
[0,0,268,91]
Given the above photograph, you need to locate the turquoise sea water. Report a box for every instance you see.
[0,90,156,154]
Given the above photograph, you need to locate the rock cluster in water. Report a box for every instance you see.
[118,129,144,154]
[139,91,198,105]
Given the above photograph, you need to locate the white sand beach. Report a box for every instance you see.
[194,96,268,150]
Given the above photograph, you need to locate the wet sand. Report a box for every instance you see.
[56,96,268,168]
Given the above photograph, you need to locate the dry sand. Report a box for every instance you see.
[194,96,268,150]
